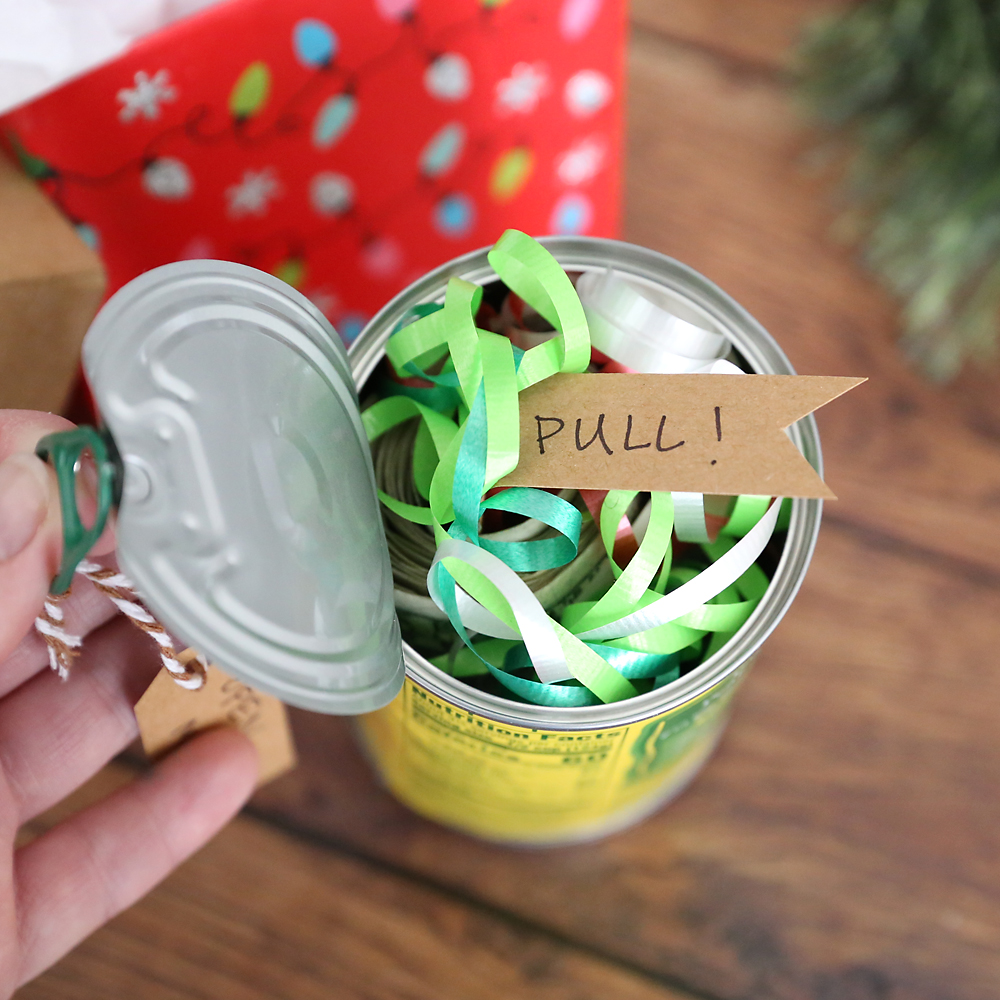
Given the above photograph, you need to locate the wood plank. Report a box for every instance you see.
[18,764,693,1000]
[252,519,1000,1000]
[623,28,1000,573]
[630,0,847,69]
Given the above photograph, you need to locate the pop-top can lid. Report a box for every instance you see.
[82,260,404,715]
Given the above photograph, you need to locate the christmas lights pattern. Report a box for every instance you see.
[0,0,624,343]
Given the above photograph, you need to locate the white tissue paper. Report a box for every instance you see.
[0,0,225,115]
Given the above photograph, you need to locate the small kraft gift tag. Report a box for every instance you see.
[135,650,297,787]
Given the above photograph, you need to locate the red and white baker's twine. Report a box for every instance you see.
[34,560,206,689]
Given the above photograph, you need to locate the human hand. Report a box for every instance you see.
[0,410,258,995]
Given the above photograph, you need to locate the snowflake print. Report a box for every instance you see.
[117,70,177,123]
[142,157,193,200]
[556,135,608,185]
[226,168,283,218]
[494,62,549,117]
[564,69,612,118]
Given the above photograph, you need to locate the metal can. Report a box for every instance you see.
[70,236,821,845]
[351,236,822,845]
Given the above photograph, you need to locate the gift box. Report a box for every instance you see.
[0,0,625,348]
[0,150,105,412]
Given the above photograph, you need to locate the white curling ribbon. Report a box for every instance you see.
[575,499,780,642]
[580,270,748,544]
[428,538,572,683]
[672,492,710,544]
[577,268,730,373]
[696,358,744,375]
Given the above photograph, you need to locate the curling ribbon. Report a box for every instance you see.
[364,230,781,705]
[576,267,731,374]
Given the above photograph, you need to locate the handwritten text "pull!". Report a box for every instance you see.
[534,412,690,456]
[500,373,865,499]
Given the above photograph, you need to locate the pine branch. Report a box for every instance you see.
[796,0,1000,379]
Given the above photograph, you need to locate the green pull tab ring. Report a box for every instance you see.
[35,426,122,595]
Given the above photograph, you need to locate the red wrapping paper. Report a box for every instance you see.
[1,0,624,346]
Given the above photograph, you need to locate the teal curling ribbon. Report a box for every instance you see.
[479,489,581,572]
[375,375,462,416]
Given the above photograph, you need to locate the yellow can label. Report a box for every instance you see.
[359,666,746,843]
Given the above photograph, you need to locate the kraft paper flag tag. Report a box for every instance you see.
[135,650,297,787]
[501,373,865,499]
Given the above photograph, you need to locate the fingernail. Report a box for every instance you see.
[0,454,50,563]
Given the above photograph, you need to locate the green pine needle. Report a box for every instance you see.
[796,0,1000,379]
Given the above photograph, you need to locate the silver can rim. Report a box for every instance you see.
[349,236,821,730]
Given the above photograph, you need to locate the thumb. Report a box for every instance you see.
[0,410,114,663]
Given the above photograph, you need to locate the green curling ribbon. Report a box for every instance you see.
[431,638,513,678]
[366,229,778,707]
[479,329,520,489]
[487,229,592,391]
[387,278,484,408]
[362,395,458,525]
[376,375,461,416]
[720,495,770,536]
[391,303,459,386]
[570,490,675,633]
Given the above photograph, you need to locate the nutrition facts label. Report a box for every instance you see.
[409,685,628,755]
[358,674,743,841]
[404,684,630,810]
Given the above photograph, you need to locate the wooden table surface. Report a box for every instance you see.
[20,3,1000,998]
